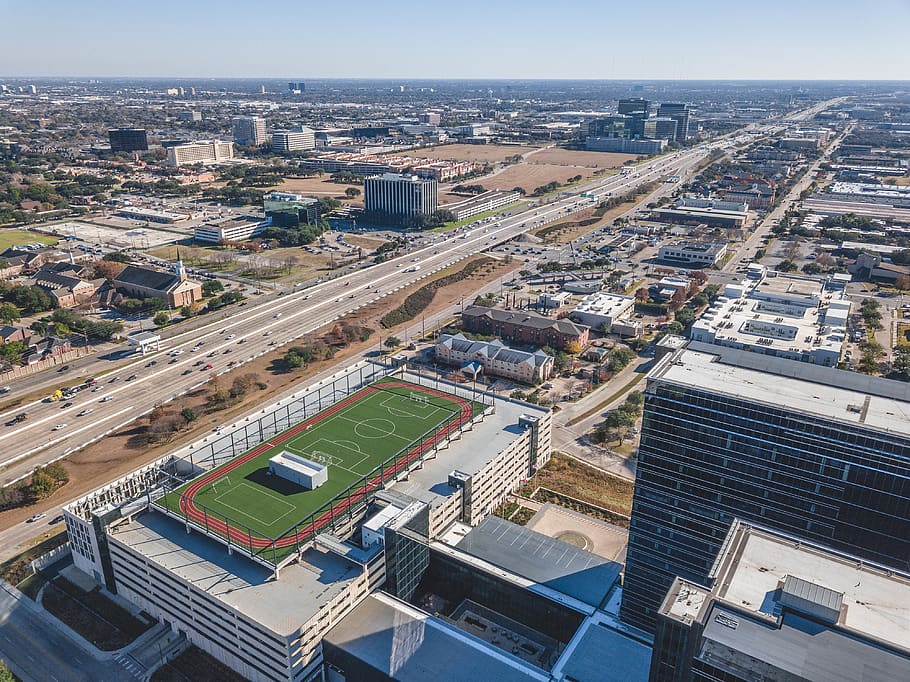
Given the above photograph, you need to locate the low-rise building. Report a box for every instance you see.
[652,520,910,682]
[263,192,319,228]
[461,305,589,352]
[690,275,848,366]
[571,292,636,333]
[442,190,520,221]
[586,137,665,154]
[31,271,99,308]
[115,206,190,224]
[112,255,202,308]
[657,241,727,267]
[435,333,554,384]
[166,140,234,167]
[193,215,267,244]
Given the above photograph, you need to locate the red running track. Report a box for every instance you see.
[176,381,474,555]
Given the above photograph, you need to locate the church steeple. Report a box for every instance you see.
[175,247,187,281]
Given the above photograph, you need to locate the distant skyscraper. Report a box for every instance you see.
[260,85,266,94]
[231,115,267,146]
[618,97,650,115]
[108,128,149,152]
[621,342,910,634]
[657,103,691,142]
[644,117,678,141]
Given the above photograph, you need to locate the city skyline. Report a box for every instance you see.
[2,0,909,80]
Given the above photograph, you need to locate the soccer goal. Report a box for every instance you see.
[408,393,430,406]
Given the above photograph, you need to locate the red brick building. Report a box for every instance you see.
[460,306,589,352]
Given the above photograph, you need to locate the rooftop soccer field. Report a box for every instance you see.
[159,378,481,555]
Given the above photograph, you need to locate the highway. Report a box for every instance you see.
[0,101,835,487]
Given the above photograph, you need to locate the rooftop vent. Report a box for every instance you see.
[779,575,843,624]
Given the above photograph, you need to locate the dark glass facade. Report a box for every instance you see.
[621,380,910,634]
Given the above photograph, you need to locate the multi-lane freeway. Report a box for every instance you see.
[0,102,836,487]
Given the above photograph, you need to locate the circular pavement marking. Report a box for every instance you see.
[554,530,592,551]
[354,418,397,439]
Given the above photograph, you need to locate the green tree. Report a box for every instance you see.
[892,345,910,380]
[153,311,170,327]
[0,658,16,682]
[0,303,19,325]
[0,340,27,365]
[384,336,401,351]
[202,280,224,297]
[675,307,696,327]
[28,468,56,499]
[180,407,197,424]
[344,187,361,198]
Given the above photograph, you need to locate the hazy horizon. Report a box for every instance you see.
[3,0,909,80]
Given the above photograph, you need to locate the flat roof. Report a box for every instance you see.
[714,526,910,652]
[323,593,548,682]
[109,511,362,637]
[388,377,549,509]
[651,343,910,438]
[455,516,620,609]
[558,620,651,682]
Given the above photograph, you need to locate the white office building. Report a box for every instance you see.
[658,241,728,267]
[690,275,849,366]
[571,292,636,332]
[364,173,437,220]
[166,140,234,167]
[193,216,267,243]
[232,115,268,146]
[272,127,316,153]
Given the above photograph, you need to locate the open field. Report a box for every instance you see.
[159,378,478,556]
[269,177,362,203]
[0,229,59,250]
[413,143,542,164]
[525,149,638,168]
[481,164,602,195]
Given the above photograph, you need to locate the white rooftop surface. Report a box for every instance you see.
[270,450,325,477]
[665,581,709,623]
[389,389,548,509]
[109,511,362,637]
[717,529,910,653]
[574,292,634,316]
[691,277,845,359]
[828,182,910,199]
[653,347,910,437]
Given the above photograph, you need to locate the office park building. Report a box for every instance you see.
[364,173,437,223]
[62,362,577,682]
[621,341,910,634]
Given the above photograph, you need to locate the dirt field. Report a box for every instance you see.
[481,164,601,194]
[520,452,634,517]
[414,143,541,164]
[526,149,637,168]
[269,177,363,205]
[0,256,519,533]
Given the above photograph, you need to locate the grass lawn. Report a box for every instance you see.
[430,202,526,232]
[0,229,58,250]
[160,378,481,550]
[521,452,634,518]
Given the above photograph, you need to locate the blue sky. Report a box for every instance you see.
[2,0,909,79]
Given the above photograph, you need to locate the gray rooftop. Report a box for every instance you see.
[558,620,650,682]
[323,593,548,682]
[701,605,910,682]
[461,305,589,336]
[108,511,362,637]
[455,516,620,609]
[651,342,910,437]
[389,374,549,509]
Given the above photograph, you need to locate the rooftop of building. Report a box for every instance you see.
[651,342,910,438]
[461,305,588,336]
[387,376,549,510]
[323,593,548,682]
[660,240,727,255]
[108,510,362,637]
[573,292,635,317]
[661,521,910,681]
[454,516,621,610]
[555,618,651,682]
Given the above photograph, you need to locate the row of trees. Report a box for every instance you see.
[591,391,644,446]
[0,462,69,511]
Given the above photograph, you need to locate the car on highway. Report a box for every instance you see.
[170,349,184,356]
[62,402,73,408]
[274,313,282,318]
[52,424,67,431]
[27,513,46,523]
[263,331,272,337]
[77,408,93,417]
[203,364,213,370]
[50,514,65,525]
[92,385,104,392]
[126,374,138,381]
[145,360,157,367]
[0,386,9,394]
[194,360,204,366]
[58,365,70,373]
[226,334,235,340]
[100,395,113,402]
[109,376,119,383]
